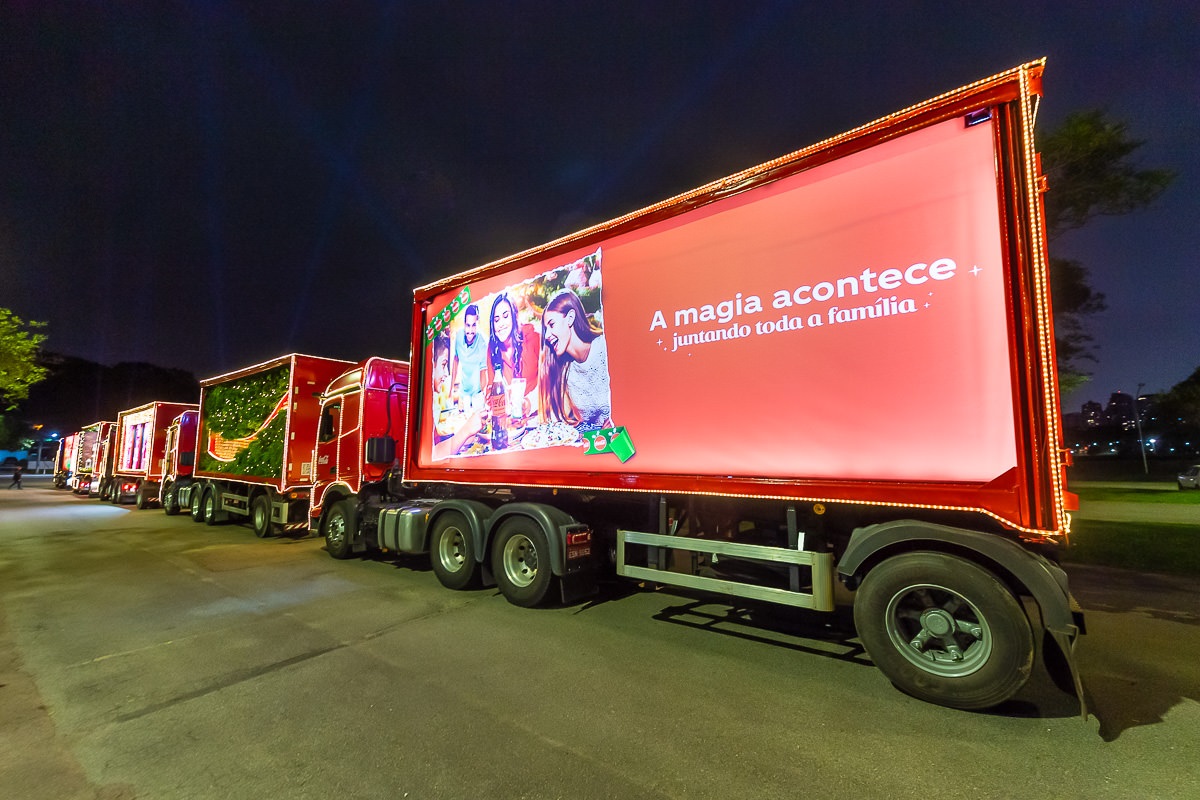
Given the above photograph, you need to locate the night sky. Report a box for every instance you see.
[2,2,1196,412]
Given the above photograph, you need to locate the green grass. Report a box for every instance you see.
[1063,518,1200,576]
[1073,485,1200,504]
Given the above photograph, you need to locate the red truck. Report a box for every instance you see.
[309,356,409,547]
[53,432,78,489]
[309,62,1082,711]
[90,423,122,500]
[110,401,199,507]
[69,421,114,495]
[158,409,199,515]
[181,353,354,535]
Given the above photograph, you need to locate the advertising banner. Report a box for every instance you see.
[416,116,1019,485]
[118,407,155,472]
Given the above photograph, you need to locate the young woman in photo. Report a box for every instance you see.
[538,289,611,432]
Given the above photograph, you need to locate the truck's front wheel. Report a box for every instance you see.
[163,483,180,516]
[430,511,479,590]
[491,518,552,608]
[324,500,356,559]
[853,552,1033,710]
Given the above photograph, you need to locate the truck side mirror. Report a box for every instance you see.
[365,436,396,465]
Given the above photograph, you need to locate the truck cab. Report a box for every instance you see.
[159,409,198,515]
[309,357,409,533]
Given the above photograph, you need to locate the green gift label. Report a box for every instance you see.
[584,426,636,463]
[425,286,472,345]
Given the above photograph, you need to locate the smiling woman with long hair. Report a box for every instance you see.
[486,293,540,387]
[538,290,611,431]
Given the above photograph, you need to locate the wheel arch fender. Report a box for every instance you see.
[427,499,495,564]
[315,481,355,530]
[486,502,579,576]
[838,521,1076,630]
[837,519,1087,715]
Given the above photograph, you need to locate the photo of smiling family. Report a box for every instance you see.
[429,247,613,460]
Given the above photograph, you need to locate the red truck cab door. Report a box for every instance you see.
[315,400,342,487]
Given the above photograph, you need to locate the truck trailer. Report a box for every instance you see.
[111,401,199,507]
[158,409,199,515]
[89,422,121,500]
[53,433,78,489]
[69,421,114,495]
[309,62,1083,712]
[182,353,354,536]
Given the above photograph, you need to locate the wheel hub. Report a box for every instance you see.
[328,516,345,546]
[921,608,955,637]
[440,531,465,568]
[886,583,991,677]
[503,534,538,587]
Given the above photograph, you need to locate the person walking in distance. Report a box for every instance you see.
[7,465,23,489]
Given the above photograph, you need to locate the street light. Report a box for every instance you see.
[1133,383,1149,476]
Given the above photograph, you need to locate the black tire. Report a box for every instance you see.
[202,488,220,526]
[429,511,480,590]
[163,483,180,516]
[490,517,553,608]
[251,494,277,538]
[853,552,1034,710]
[135,485,153,509]
[189,484,205,522]
[324,499,356,559]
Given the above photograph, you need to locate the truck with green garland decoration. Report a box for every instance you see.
[180,353,353,536]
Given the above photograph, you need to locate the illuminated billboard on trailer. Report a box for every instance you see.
[416,116,1018,484]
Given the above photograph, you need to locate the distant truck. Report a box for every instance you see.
[110,401,198,507]
[89,422,120,500]
[69,421,114,494]
[158,409,199,515]
[306,62,1084,712]
[180,353,354,535]
[53,433,79,489]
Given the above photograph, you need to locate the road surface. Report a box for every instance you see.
[2,479,1199,799]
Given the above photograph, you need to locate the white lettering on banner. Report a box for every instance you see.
[652,256,965,353]
[671,323,752,352]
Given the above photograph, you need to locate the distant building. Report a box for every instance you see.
[1104,392,1136,430]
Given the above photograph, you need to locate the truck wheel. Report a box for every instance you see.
[251,494,277,538]
[853,552,1034,710]
[202,488,220,526]
[324,500,356,559]
[189,486,205,522]
[135,485,153,510]
[430,511,479,590]
[491,518,552,608]
[163,484,180,516]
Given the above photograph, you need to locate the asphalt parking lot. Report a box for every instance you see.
[3,479,1200,799]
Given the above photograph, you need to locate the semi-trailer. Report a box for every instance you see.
[180,353,354,535]
[111,401,199,507]
[158,409,199,515]
[306,61,1084,712]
